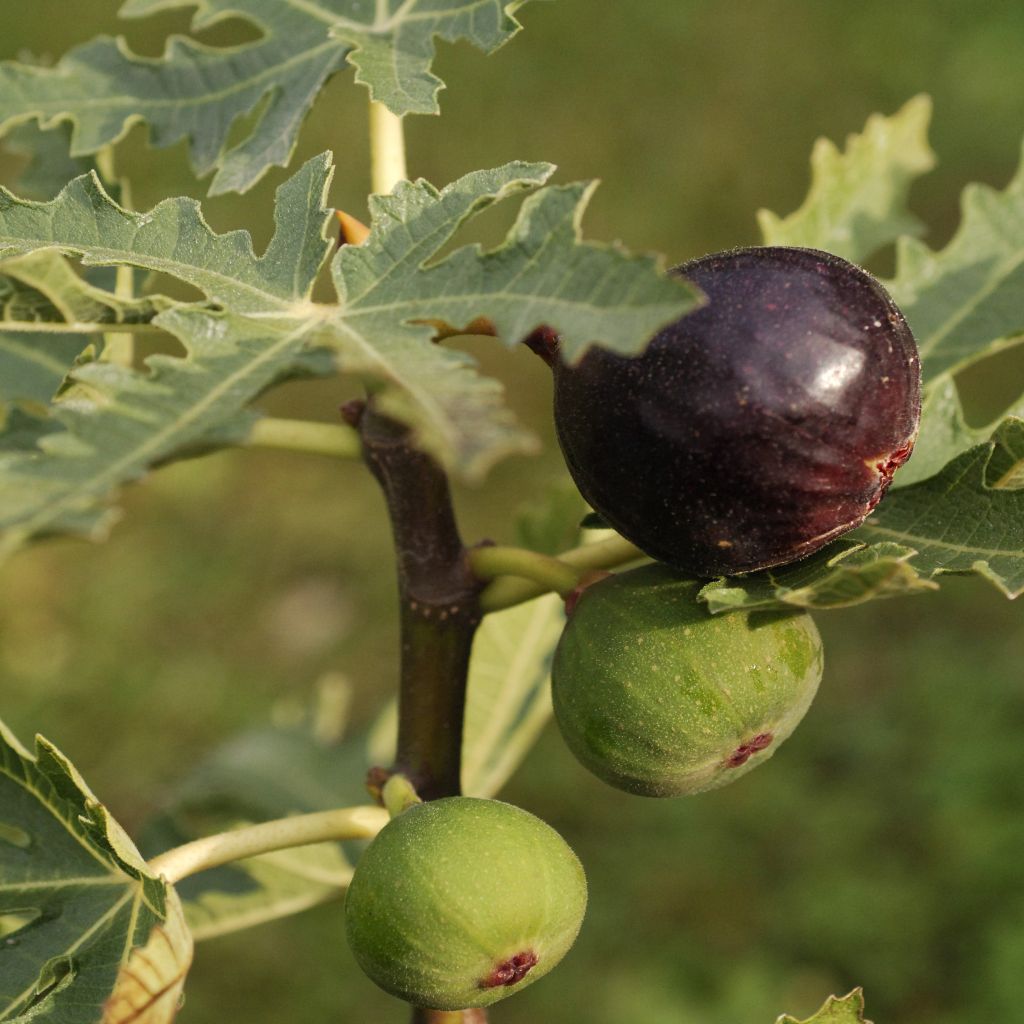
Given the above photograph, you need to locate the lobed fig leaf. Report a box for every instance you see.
[344,797,586,1010]
[551,564,824,797]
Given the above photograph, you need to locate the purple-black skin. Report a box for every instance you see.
[552,246,921,577]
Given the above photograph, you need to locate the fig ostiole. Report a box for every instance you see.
[551,245,921,577]
[551,564,824,797]
[344,796,587,1010]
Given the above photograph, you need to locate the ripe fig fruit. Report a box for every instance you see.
[344,796,587,1010]
[551,564,823,797]
[552,246,921,576]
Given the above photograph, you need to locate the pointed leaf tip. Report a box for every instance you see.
[759,95,935,262]
[776,989,872,1024]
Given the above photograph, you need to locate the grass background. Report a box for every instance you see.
[2,2,1024,1021]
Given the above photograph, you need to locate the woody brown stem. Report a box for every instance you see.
[353,400,483,801]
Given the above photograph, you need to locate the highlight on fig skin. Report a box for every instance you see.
[547,245,922,578]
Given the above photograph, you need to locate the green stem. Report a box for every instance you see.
[147,806,389,885]
[244,417,362,459]
[95,146,137,368]
[0,321,163,335]
[469,545,583,597]
[369,100,408,194]
[478,535,645,613]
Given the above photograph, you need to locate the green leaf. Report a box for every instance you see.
[891,139,1024,383]
[0,0,540,195]
[181,842,353,943]
[0,159,334,314]
[0,720,192,1023]
[0,335,84,405]
[776,989,873,1024]
[0,156,335,561]
[139,682,370,941]
[0,406,64,453]
[698,540,938,614]
[0,252,162,332]
[460,593,564,797]
[988,418,1024,490]
[0,250,161,412]
[758,95,935,263]
[0,156,692,560]
[894,377,1024,488]
[855,423,1024,598]
[332,0,534,115]
[335,175,697,367]
[2,122,99,202]
[326,170,697,478]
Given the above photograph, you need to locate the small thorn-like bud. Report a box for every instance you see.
[336,209,370,246]
[340,399,366,428]
[522,325,561,366]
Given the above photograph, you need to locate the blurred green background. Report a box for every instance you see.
[3,2,1024,1021]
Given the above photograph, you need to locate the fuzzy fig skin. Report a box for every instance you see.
[552,246,921,576]
[344,797,587,1010]
[551,564,823,797]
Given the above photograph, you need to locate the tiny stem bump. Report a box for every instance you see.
[382,774,423,818]
[521,325,561,366]
[147,806,389,885]
[468,545,584,597]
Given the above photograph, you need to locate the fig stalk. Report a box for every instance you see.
[412,1010,488,1024]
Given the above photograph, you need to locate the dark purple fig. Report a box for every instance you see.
[551,246,921,576]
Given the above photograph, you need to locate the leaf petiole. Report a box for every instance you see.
[243,417,362,459]
[469,545,585,599]
[476,535,646,613]
[148,806,389,885]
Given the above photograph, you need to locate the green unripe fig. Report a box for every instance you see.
[344,796,587,1010]
[551,564,823,796]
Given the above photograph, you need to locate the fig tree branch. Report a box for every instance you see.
[352,399,484,800]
